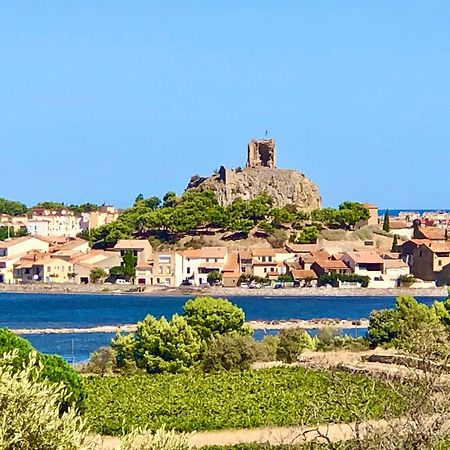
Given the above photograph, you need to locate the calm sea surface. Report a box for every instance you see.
[0,293,444,362]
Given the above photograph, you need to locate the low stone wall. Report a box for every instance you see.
[0,283,138,295]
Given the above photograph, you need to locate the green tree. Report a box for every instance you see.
[0,225,29,241]
[383,210,391,232]
[201,334,256,372]
[135,314,202,373]
[0,197,28,216]
[276,328,316,363]
[367,309,399,347]
[86,347,117,376]
[111,332,138,371]
[295,225,319,244]
[90,267,107,283]
[163,191,177,208]
[207,270,222,285]
[183,296,251,342]
[110,250,137,280]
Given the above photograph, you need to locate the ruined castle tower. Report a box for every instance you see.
[246,139,276,169]
[186,137,321,210]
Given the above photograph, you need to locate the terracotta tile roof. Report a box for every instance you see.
[427,242,450,253]
[343,251,384,264]
[362,202,378,209]
[223,252,239,272]
[54,238,88,252]
[313,260,350,270]
[383,259,409,269]
[238,250,252,260]
[33,235,70,244]
[0,236,36,248]
[389,220,409,230]
[222,271,241,278]
[183,246,227,259]
[114,239,151,250]
[291,269,318,280]
[136,263,153,270]
[285,243,320,253]
[418,227,446,240]
[251,248,277,257]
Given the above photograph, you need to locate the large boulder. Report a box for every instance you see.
[186,165,322,211]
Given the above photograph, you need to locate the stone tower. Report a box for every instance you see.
[247,139,276,169]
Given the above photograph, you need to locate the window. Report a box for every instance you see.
[264,267,268,273]
[165,278,170,284]
[156,278,160,284]
[262,256,266,262]
[159,267,163,274]
[47,266,51,272]
[419,251,423,257]
[439,260,443,267]
[187,267,191,274]
[166,266,171,274]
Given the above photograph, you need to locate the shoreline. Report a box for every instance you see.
[0,284,447,298]
[11,318,370,335]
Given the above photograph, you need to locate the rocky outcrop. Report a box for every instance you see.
[186,166,322,210]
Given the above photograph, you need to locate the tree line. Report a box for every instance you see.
[90,191,370,247]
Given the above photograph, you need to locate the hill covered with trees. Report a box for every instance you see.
[90,191,370,248]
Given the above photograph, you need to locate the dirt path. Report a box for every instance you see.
[96,419,388,449]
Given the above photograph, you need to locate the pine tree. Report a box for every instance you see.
[383,210,390,233]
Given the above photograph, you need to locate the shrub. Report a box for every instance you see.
[135,314,202,373]
[276,328,316,363]
[120,426,191,450]
[40,354,87,412]
[202,334,256,372]
[207,270,222,285]
[183,296,251,342]
[0,351,90,449]
[85,346,117,376]
[316,326,340,349]
[0,329,86,410]
[255,335,279,361]
[111,332,139,372]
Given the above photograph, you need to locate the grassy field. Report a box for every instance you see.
[85,367,404,436]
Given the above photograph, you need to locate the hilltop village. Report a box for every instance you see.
[1,139,449,291]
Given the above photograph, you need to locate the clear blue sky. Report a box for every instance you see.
[2,1,450,209]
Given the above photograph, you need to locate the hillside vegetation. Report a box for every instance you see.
[90,191,370,247]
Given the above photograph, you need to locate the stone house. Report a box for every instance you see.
[182,247,228,286]
[152,251,184,287]
[113,239,153,264]
[410,242,450,282]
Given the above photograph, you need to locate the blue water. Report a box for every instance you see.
[0,293,444,362]
[380,209,450,216]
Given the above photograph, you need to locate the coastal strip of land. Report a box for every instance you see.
[0,283,447,297]
[11,318,370,335]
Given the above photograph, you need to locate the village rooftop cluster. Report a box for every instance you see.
[1,205,450,289]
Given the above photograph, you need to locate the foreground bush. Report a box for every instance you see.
[120,426,190,450]
[0,328,86,409]
[0,351,90,450]
[85,367,404,435]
